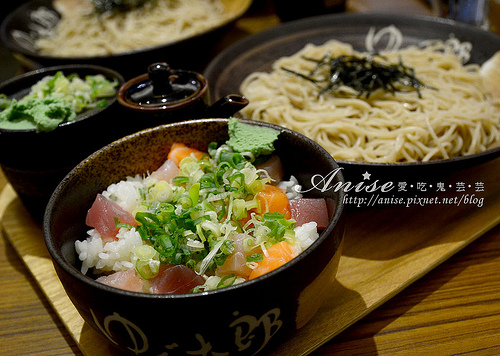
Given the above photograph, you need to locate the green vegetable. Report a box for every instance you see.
[217,274,237,288]
[114,217,135,230]
[188,183,200,205]
[246,253,263,262]
[29,71,118,113]
[134,245,160,279]
[135,198,229,272]
[0,71,118,132]
[0,94,10,110]
[262,212,296,242]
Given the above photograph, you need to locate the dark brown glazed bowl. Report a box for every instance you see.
[43,118,345,355]
[0,64,125,223]
[0,0,253,79]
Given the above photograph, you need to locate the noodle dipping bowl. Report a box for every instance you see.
[0,64,124,222]
[43,118,345,355]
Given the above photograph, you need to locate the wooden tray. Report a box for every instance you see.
[2,157,500,355]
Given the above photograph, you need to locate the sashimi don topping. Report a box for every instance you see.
[75,118,332,294]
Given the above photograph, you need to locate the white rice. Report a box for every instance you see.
[74,175,154,275]
[294,222,319,250]
[101,174,149,213]
[278,175,303,200]
[75,227,144,275]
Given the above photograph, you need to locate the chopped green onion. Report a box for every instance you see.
[97,100,108,108]
[136,259,160,279]
[134,244,157,260]
[134,245,159,279]
[113,216,135,230]
[243,237,254,252]
[246,253,263,262]
[177,195,193,208]
[245,198,259,211]
[172,176,190,186]
[217,274,237,289]
[188,182,200,205]
[232,198,247,220]
[247,179,264,195]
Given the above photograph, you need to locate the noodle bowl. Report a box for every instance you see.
[35,0,230,57]
[239,27,500,163]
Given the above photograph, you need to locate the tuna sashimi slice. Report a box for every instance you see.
[256,155,284,184]
[96,269,144,292]
[86,194,137,241]
[149,264,205,294]
[289,198,330,229]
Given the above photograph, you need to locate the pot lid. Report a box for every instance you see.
[118,62,207,111]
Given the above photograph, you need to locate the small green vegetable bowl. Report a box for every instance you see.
[43,118,345,355]
[0,64,125,222]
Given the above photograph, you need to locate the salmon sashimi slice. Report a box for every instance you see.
[248,241,296,280]
[256,184,291,219]
[167,142,205,167]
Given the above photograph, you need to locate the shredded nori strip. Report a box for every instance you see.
[91,0,156,14]
[281,53,434,99]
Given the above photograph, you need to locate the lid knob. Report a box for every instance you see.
[148,62,173,96]
[123,62,204,107]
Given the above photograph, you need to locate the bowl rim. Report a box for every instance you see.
[0,63,125,134]
[43,117,346,299]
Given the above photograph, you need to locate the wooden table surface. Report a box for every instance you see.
[1,0,500,355]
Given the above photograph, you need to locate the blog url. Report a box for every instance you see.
[343,193,485,208]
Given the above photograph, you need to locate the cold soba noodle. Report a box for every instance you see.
[239,26,500,163]
[35,0,228,57]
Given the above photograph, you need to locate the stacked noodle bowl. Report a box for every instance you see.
[239,28,500,163]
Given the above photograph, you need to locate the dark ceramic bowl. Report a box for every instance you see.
[0,64,125,222]
[0,0,253,79]
[43,118,345,356]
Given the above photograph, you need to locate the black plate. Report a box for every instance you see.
[204,13,500,183]
[0,0,252,79]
